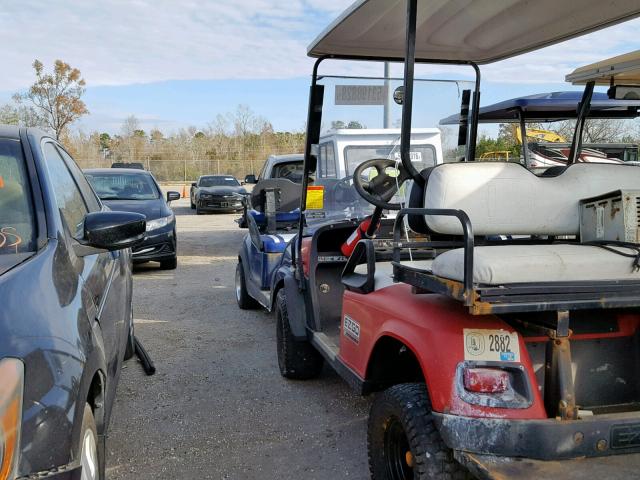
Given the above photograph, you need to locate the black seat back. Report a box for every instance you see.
[250,178,301,213]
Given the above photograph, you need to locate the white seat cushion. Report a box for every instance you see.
[432,244,640,285]
[424,162,640,236]
[356,260,433,290]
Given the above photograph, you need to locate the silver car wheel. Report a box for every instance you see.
[235,265,243,302]
[80,428,98,480]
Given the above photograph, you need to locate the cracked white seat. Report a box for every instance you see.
[420,162,640,286]
[432,244,640,285]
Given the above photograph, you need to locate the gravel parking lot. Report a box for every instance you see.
[106,196,370,480]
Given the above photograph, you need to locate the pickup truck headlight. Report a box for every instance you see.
[146,213,174,232]
[0,358,23,480]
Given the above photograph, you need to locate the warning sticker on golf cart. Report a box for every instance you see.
[463,329,520,362]
[306,186,324,210]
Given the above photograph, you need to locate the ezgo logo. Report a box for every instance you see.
[343,315,360,344]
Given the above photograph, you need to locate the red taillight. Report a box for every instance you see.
[463,368,510,394]
[301,237,312,277]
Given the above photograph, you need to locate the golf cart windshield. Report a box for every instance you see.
[303,73,470,226]
[439,90,640,170]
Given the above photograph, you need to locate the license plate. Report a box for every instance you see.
[463,329,520,362]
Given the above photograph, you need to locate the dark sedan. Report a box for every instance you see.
[84,169,180,269]
[190,175,246,214]
[0,126,145,480]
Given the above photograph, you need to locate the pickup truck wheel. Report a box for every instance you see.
[368,383,470,480]
[236,262,258,309]
[79,403,102,480]
[275,289,323,379]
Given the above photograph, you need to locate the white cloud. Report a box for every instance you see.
[0,0,352,90]
[0,0,637,93]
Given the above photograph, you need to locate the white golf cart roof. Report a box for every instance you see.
[566,50,640,85]
[308,0,640,64]
[320,128,438,140]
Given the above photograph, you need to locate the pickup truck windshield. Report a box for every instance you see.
[0,138,36,274]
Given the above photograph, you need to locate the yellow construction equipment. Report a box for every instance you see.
[515,127,566,144]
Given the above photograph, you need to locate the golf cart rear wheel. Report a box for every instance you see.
[275,289,323,379]
[236,262,258,309]
[368,383,470,480]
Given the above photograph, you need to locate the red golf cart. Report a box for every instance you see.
[272,1,640,478]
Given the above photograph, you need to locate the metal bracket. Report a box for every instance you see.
[545,310,578,420]
[265,188,278,234]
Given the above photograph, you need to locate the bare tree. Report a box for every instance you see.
[16,60,88,139]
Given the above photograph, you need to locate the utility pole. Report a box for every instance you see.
[383,62,391,129]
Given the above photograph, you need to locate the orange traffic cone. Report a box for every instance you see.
[181,184,187,199]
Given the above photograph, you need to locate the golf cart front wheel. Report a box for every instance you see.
[368,383,470,480]
[275,289,323,379]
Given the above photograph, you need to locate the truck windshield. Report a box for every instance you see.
[0,138,36,274]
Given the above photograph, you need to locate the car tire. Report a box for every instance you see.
[79,403,102,480]
[368,383,470,480]
[190,200,195,209]
[160,256,178,270]
[196,207,203,215]
[124,309,135,361]
[236,262,258,310]
[275,289,323,379]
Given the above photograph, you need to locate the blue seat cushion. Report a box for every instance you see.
[249,209,300,226]
[262,233,296,253]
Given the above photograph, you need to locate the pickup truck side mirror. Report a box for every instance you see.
[191,182,197,188]
[244,174,257,184]
[82,211,146,252]
[166,191,180,202]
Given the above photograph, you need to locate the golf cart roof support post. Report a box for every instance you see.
[518,108,529,166]
[467,64,482,162]
[567,81,595,164]
[400,0,419,182]
[296,55,328,286]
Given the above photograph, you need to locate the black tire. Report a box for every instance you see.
[160,255,178,270]
[368,383,470,480]
[196,207,203,215]
[235,262,258,309]
[79,403,102,480]
[275,289,323,379]
[124,310,135,360]
[190,198,195,209]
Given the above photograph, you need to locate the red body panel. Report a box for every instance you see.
[340,284,547,419]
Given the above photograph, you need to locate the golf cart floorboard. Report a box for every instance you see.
[457,451,640,480]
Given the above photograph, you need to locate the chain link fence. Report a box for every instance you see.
[76,158,268,182]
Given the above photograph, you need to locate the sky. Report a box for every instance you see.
[0,0,639,135]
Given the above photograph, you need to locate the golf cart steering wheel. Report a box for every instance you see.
[352,158,411,210]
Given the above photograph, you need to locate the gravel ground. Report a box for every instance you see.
[106,197,371,480]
